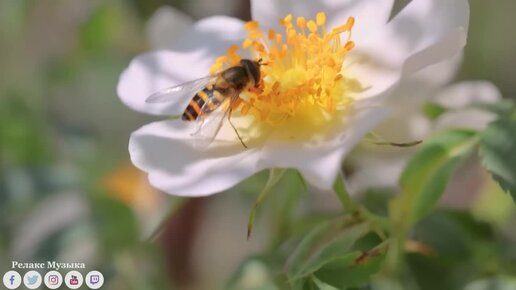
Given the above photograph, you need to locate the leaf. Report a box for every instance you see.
[470,100,515,118]
[463,277,516,290]
[92,194,139,251]
[391,129,479,225]
[312,276,339,290]
[226,255,282,290]
[314,251,385,289]
[422,102,447,120]
[286,219,370,281]
[294,226,369,279]
[479,117,516,201]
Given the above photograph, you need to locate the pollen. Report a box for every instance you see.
[211,12,358,139]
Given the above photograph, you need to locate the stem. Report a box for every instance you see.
[333,171,358,213]
[334,172,392,238]
[247,168,286,239]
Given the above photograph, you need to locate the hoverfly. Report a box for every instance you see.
[146,59,262,148]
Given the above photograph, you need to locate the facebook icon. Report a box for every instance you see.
[3,270,22,289]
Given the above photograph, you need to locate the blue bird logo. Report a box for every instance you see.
[26,275,38,285]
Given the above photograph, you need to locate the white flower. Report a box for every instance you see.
[117,0,469,196]
[348,80,501,192]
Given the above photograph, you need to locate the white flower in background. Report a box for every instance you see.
[348,79,501,192]
[118,0,469,196]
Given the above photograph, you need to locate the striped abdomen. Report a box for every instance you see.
[182,88,226,121]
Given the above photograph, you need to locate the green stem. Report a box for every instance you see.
[247,168,287,239]
[333,171,358,213]
[334,172,392,238]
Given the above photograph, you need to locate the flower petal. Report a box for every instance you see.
[117,50,215,116]
[251,0,394,43]
[129,120,261,196]
[145,6,195,50]
[153,15,246,57]
[433,81,501,131]
[350,0,469,100]
[258,103,390,190]
[370,54,463,142]
[378,0,468,70]
[348,153,410,192]
[119,16,247,116]
[433,81,501,109]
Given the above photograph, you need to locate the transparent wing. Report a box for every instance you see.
[191,93,241,149]
[145,75,215,103]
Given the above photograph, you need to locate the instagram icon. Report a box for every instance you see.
[44,271,62,289]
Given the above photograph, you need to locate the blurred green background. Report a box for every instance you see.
[0,1,515,289]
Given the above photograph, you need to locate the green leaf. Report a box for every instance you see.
[422,102,447,120]
[312,276,339,290]
[294,225,369,279]
[391,129,479,225]
[470,100,515,118]
[463,277,516,290]
[314,251,385,289]
[286,218,370,281]
[479,117,516,201]
[92,194,139,251]
[226,255,282,290]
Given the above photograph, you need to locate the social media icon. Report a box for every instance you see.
[90,275,99,284]
[49,275,58,285]
[3,271,22,289]
[64,271,83,289]
[24,271,42,289]
[85,271,104,289]
[44,271,62,289]
[70,276,78,285]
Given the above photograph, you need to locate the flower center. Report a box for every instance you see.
[211,12,358,141]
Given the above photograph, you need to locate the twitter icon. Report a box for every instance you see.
[27,275,38,285]
[24,271,42,289]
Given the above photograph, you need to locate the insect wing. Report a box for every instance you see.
[146,75,215,103]
[191,93,239,148]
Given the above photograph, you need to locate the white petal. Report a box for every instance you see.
[433,81,502,131]
[370,54,463,142]
[119,16,247,116]
[251,0,394,43]
[258,103,390,190]
[129,120,261,196]
[390,53,463,105]
[157,16,246,57]
[117,50,215,116]
[145,6,195,50]
[348,153,410,192]
[350,0,469,101]
[433,81,502,109]
[382,0,468,74]
[435,110,498,132]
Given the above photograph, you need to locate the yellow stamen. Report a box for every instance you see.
[296,16,307,28]
[307,20,318,33]
[316,12,326,26]
[210,12,359,140]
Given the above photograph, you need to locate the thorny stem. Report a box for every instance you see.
[334,172,391,238]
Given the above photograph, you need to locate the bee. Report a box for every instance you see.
[146,59,262,148]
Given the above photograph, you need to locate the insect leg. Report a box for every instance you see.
[228,107,248,149]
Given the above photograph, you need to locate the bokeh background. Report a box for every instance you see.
[1,0,515,289]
